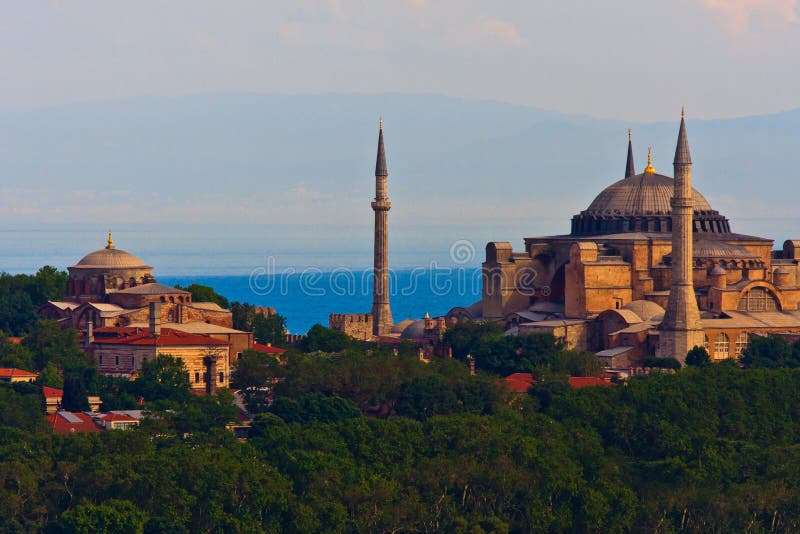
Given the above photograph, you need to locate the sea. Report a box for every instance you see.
[0,226,486,334]
[5,216,798,334]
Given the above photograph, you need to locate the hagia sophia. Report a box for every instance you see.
[331,113,800,369]
[445,112,800,367]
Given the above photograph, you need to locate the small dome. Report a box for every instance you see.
[585,172,713,216]
[391,319,415,334]
[774,267,790,275]
[400,319,427,339]
[621,300,665,322]
[710,265,728,276]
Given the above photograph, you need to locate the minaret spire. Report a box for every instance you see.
[625,129,636,177]
[658,109,704,363]
[371,118,393,336]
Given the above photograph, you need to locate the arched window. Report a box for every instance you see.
[714,333,730,359]
[703,334,710,351]
[737,287,779,312]
[735,332,749,356]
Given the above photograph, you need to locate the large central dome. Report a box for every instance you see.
[570,149,731,236]
[585,172,713,215]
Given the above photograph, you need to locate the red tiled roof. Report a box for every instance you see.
[7,337,22,345]
[46,411,101,434]
[504,373,536,393]
[568,376,614,389]
[98,412,138,422]
[92,327,227,347]
[0,367,38,379]
[252,342,286,354]
[43,386,64,399]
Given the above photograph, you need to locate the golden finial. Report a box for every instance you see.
[106,231,114,249]
[644,147,655,173]
[681,106,685,119]
[628,128,632,141]
[379,117,383,130]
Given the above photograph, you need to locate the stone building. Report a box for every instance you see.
[39,233,235,331]
[448,113,800,366]
[89,304,230,393]
[38,234,256,367]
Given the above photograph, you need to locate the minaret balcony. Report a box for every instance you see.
[371,200,391,211]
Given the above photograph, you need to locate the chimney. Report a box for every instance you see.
[466,354,476,376]
[85,316,94,347]
[149,302,161,337]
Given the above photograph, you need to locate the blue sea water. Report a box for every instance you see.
[161,268,482,335]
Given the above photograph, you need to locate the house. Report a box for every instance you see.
[0,367,38,383]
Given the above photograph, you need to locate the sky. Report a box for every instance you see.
[1,0,799,120]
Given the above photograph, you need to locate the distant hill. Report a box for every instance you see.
[0,93,799,271]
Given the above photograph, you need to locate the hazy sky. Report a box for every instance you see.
[2,0,799,120]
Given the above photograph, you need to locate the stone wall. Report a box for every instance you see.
[329,313,373,341]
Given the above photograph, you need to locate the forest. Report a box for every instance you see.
[3,275,800,532]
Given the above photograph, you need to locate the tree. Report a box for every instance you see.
[61,499,147,534]
[61,374,90,412]
[443,321,504,359]
[22,320,91,372]
[133,354,191,404]
[740,336,800,368]
[252,312,287,346]
[231,350,281,413]
[685,345,711,367]
[299,324,358,353]
[174,283,229,309]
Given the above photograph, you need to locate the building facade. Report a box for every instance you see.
[449,113,800,365]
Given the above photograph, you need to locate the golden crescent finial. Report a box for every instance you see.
[644,147,655,174]
[379,117,383,130]
[106,230,114,249]
[681,106,685,119]
[628,128,632,141]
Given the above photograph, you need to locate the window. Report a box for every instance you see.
[195,372,200,383]
[99,355,103,365]
[703,335,709,351]
[735,332,749,356]
[219,372,225,384]
[737,287,779,312]
[714,333,730,359]
[115,355,120,366]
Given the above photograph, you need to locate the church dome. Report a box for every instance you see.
[71,234,151,270]
[585,172,713,216]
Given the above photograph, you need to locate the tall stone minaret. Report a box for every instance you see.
[371,118,393,336]
[658,110,704,362]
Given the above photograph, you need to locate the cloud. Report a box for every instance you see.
[477,17,526,47]
[443,16,526,48]
[703,0,799,34]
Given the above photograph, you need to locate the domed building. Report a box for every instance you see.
[450,116,800,368]
[39,233,237,333]
[65,233,156,302]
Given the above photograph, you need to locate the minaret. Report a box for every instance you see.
[625,129,636,177]
[658,109,704,362]
[371,118,393,336]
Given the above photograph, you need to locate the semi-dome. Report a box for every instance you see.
[71,234,151,270]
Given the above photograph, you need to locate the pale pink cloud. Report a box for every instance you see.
[704,0,799,34]
[443,16,526,48]
[477,17,526,47]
